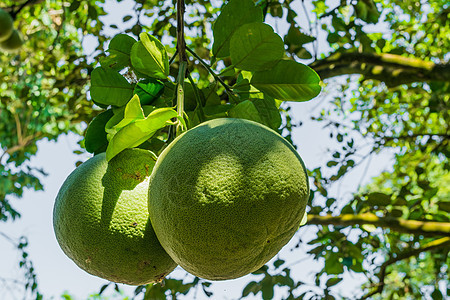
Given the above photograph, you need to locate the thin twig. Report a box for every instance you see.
[185,46,238,103]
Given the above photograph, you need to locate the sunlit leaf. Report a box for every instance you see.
[251,60,321,101]
[230,22,284,71]
[212,0,263,58]
[90,67,134,106]
[130,32,169,79]
[100,34,136,70]
[106,107,177,160]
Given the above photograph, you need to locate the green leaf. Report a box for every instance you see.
[233,71,264,100]
[295,47,313,59]
[366,192,391,207]
[273,259,285,269]
[90,67,134,106]
[106,107,177,161]
[325,277,343,287]
[228,96,281,129]
[252,97,282,129]
[134,78,165,105]
[285,25,316,46]
[261,277,274,300]
[251,60,321,101]
[144,283,166,300]
[106,94,145,140]
[242,281,260,297]
[84,109,114,154]
[203,105,232,118]
[100,34,136,70]
[229,100,263,124]
[130,33,169,79]
[327,161,339,167]
[327,32,340,44]
[430,288,443,300]
[268,2,283,18]
[324,255,344,274]
[230,22,284,71]
[212,0,263,58]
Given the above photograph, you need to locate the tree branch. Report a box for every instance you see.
[359,237,450,299]
[310,52,450,86]
[382,133,450,141]
[306,213,450,237]
[0,133,41,164]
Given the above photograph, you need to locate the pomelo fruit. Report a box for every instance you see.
[0,9,13,42]
[148,118,309,280]
[53,149,177,285]
[0,29,23,51]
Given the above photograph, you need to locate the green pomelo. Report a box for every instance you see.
[0,29,23,51]
[148,118,309,280]
[0,9,13,42]
[53,149,177,285]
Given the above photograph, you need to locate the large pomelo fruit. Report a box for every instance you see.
[53,149,177,285]
[148,118,309,280]
[0,29,22,51]
[0,9,13,42]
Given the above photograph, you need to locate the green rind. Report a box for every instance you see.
[148,118,309,280]
[0,29,23,51]
[0,9,13,42]
[53,149,177,285]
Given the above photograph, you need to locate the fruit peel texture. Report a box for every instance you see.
[53,149,177,285]
[148,118,309,280]
[0,9,13,42]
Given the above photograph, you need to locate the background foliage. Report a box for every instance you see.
[0,0,449,299]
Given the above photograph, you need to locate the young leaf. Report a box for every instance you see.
[84,109,114,154]
[106,107,178,161]
[130,33,169,79]
[251,60,321,102]
[90,67,134,106]
[230,22,284,71]
[100,34,136,70]
[212,0,263,58]
[106,94,145,139]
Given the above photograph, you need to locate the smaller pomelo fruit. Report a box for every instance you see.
[0,9,13,42]
[0,29,23,51]
[53,149,177,285]
[148,118,309,280]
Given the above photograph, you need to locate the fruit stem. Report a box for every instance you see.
[176,61,187,135]
[175,0,188,136]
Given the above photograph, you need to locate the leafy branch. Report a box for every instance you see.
[306,213,450,237]
[359,237,450,299]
